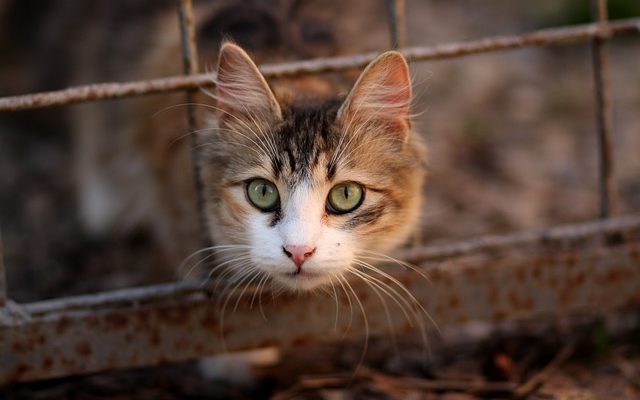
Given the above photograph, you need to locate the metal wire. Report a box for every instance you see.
[0,229,6,308]
[0,18,638,112]
[399,213,640,263]
[591,0,619,218]
[387,0,407,49]
[177,0,205,236]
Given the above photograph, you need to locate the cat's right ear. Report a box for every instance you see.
[213,42,282,125]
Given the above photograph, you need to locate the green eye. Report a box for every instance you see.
[247,179,280,211]
[327,182,364,214]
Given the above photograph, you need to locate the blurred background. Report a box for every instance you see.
[1,0,639,398]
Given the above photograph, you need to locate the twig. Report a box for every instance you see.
[514,341,576,397]
[272,366,517,399]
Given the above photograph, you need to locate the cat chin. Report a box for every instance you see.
[270,271,335,292]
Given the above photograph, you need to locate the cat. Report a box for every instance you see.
[199,42,426,292]
[196,42,426,383]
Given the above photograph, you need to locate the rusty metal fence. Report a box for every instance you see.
[1,0,640,385]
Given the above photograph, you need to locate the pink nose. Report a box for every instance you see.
[282,244,316,270]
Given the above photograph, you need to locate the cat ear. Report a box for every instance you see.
[214,42,282,125]
[337,51,412,140]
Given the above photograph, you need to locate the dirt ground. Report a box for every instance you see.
[1,0,639,398]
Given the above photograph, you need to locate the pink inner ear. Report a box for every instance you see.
[378,64,411,132]
[213,44,281,124]
[344,52,412,137]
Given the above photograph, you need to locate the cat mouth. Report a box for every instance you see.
[276,269,327,286]
[284,270,321,278]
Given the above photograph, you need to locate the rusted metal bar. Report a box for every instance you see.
[2,215,639,384]
[387,0,407,49]
[402,214,640,263]
[591,0,618,218]
[0,229,6,308]
[177,0,199,127]
[0,18,639,112]
[17,214,640,318]
[176,0,205,233]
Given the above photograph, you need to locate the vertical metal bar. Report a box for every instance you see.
[387,0,407,49]
[0,228,7,307]
[177,0,204,219]
[590,0,618,218]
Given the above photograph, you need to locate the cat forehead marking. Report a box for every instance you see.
[270,102,341,185]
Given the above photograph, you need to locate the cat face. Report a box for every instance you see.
[199,43,425,291]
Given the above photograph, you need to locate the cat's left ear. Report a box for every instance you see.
[214,42,282,125]
[337,51,412,141]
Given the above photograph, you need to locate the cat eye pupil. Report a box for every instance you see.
[327,182,364,214]
[247,179,279,211]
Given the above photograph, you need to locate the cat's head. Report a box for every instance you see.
[199,43,425,291]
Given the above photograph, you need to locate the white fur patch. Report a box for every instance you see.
[247,182,353,291]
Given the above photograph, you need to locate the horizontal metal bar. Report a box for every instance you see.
[2,215,639,384]
[401,214,640,263]
[17,214,640,317]
[0,18,639,112]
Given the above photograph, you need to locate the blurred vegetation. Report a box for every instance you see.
[534,0,640,27]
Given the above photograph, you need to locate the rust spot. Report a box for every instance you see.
[448,295,460,309]
[85,314,99,328]
[492,310,507,321]
[201,312,219,330]
[12,341,29,352]
[508,291,520,309]
[521,297,534,311]
[10,364,31,381]
[566,253,578,268]
[159,307,190,326]
[149,330,161,346]
[558,285,572,309]
[488,287,499,306]
[464,268,478,280]
[42,357,53,369]
[194,343,205,354]
[60,357,76,369]
[603,268,623,283]
[137,312,150,324]
[532,265,542,279]
[573,272,586,286]
[55,316,73,335]
[36,334,47,345]
[515,267,526,283]
[173,338,190,351]
[105,313,128,329]
[439,273,453,287]
[75,342,92,357]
